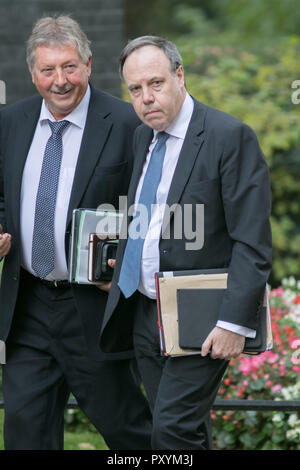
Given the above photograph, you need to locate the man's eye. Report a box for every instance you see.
[64,65,76,73]
[130,87,140,95]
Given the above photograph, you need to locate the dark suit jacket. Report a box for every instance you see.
[0,85,140,358]
[100,97,272,353]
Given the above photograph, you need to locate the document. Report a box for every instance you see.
[155,269,272,356]
[68,208,122,284]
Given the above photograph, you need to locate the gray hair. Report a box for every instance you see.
[26,15,92,71]
[119,35,183,79]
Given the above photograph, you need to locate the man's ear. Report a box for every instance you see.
[176,65,185,88]
[86,56,92,77]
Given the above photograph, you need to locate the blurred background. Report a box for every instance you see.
[0,0,299,450]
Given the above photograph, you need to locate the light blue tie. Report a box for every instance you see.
[31,119,70,279]
[118,131,169,298]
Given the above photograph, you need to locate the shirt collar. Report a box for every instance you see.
[153,92,194,141]
[39,84,91,129]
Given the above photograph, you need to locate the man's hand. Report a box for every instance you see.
[96,259,116,293]
[201,326,245,360]
[0,224,11,257]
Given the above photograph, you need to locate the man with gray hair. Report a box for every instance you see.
[100,36,272,449]
[0,16,151,450]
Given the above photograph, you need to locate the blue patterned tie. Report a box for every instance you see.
[31,119,70,279]
[118,131,169,298]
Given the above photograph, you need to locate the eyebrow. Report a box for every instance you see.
[39,59,78,68]
[128,76,165,89]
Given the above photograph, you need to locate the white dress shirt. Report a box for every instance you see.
[135,93,255,338]
[20,85,91,281]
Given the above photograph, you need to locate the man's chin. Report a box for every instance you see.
[48,101,75,120]
[144,117,167,132]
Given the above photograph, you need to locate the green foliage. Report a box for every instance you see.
[173,14,300,285]
[63,431,108,450]
[124,0,214,38]
[212,0,300,44]
[64,406,97,434]
[125,0,300,47]
[212,280,300,450]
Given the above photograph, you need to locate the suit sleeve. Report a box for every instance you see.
[218,122,272,330]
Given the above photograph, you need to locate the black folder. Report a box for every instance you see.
[177,288,268,354]
[155,268,272,356]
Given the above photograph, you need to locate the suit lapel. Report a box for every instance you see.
[11,97,41,232]
[127,126,153,208]
[161,100,206,236]
[117,125,152,261]
[66,89,113,225]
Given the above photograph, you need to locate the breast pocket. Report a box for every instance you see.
[182,177,221,204]
[94,160,128,176]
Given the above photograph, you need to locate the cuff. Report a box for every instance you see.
[216,320,256,338]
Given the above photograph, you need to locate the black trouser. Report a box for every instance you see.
[132,293,229,450]
[2,272,152,450]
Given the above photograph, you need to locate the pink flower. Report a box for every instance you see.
[293,295,300,305]
[239,361,251,375]
[291,348,300,365]
[268,353,279,364]
[291,356,299,365]
[273,287,284,296]
[266,380,272,387]
[291,339,300,349]
[271,384,282,394]
[279,365,286,376]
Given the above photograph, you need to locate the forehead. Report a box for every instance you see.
[34,43,81,64]
[123,45,171,81]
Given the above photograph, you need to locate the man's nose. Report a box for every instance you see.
[54,69,68,87]
[142,88,155,104]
